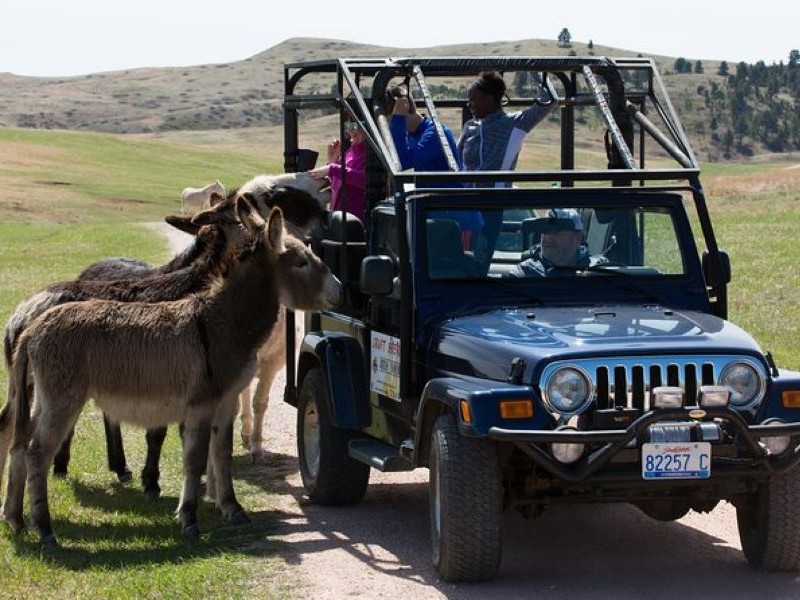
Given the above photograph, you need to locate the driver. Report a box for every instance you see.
[507,208,606,277]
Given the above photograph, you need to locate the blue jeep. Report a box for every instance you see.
[281,57,800,582]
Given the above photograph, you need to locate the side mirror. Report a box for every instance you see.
[702,249,731,285]
[360,255,394,295]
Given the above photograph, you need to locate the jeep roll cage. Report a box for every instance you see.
[281,56,730,404]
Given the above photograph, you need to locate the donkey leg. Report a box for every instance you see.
[141,426,168,501]
[248,358,281,463]
[27,405,82,545]
[239,382,253,449]
[0,402,14,492]
[176,416,211,537]
[2,436,29,534]
[210,396,249,525]
[103,414,132,483]
[52,425,75,477]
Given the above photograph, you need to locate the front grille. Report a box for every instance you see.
[540,355,761,412]
[595,361,716,411]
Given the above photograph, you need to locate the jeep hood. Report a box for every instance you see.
[427,305,764,381]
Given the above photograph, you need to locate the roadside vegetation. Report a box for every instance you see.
[0,126,798,597]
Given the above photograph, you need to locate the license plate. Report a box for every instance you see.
[642,442,711,480]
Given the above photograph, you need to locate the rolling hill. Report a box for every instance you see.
[0,36,762,162]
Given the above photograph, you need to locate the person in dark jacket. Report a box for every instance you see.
[507,209,607,277]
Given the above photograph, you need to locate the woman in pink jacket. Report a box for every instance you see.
[308,121,367,222]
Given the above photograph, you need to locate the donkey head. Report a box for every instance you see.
[191,195,251,247]
[236,194,342,311]
[235,173,331,237]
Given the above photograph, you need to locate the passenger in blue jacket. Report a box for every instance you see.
[387,85,462,178]
[387,84,482,248]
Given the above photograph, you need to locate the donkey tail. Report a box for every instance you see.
[0,336,32,489]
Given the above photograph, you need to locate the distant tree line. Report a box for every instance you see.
[701,50,800,155]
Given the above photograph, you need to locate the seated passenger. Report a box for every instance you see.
[308,121,367,222]
[506,209,607,277]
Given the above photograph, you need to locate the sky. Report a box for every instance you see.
[2,0,797,77]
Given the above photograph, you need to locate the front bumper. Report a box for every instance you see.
[488,406,800,484]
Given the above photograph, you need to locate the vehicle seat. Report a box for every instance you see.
[320,211,367,312]
[427,218,479,278]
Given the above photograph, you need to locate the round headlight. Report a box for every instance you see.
[719,360,765,408]
[544,366,592,415]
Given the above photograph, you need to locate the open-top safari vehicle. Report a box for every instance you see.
[279,56,800,582]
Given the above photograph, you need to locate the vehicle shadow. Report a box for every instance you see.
[238,454,800,599]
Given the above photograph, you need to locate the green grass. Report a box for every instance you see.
[0,126,798,597]
[0,127,282,223]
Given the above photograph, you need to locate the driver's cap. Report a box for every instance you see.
[544,208,583,231]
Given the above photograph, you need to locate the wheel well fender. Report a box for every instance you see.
[298,332,370,429]
[413,379,462,467]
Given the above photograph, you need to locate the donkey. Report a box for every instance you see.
[229,172,331,461]
[27,176,329,492]
[1,198,341,545]
[1,212,242,499]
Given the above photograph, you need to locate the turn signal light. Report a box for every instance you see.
[459,399,473,423]
[499,399,534,419]
[782,390,800,408]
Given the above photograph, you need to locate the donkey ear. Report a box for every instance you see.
[193,195,238,226]
[265,206,286,254]
[236,193,266,234]
[165,214,201,235]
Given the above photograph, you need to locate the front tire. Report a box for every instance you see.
[737,467,800,570]
[297,367,369,505]
[429,413,502,582]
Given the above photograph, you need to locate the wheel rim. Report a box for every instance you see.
[302,397,321,481]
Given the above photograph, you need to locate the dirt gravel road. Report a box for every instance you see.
[148,222,800,599]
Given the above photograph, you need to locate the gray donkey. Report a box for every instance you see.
[1,197,341,545]
[2,179,329,498]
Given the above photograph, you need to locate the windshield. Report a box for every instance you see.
[425,204,687,280]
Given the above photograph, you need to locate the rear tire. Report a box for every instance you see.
[297,367,369,505]
[737,467,800,570]
[429,413,502,582]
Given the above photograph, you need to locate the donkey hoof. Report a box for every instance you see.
[117,470,133,484]
[230,510,251,526]
[144,489,161,502]
[6,518,26,535]
[183,524,201,538]
[249,451,264,465]
[41,533,60,547]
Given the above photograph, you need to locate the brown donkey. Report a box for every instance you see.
[1,197,341,545]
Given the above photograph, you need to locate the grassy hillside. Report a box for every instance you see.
[0,36,740,158]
